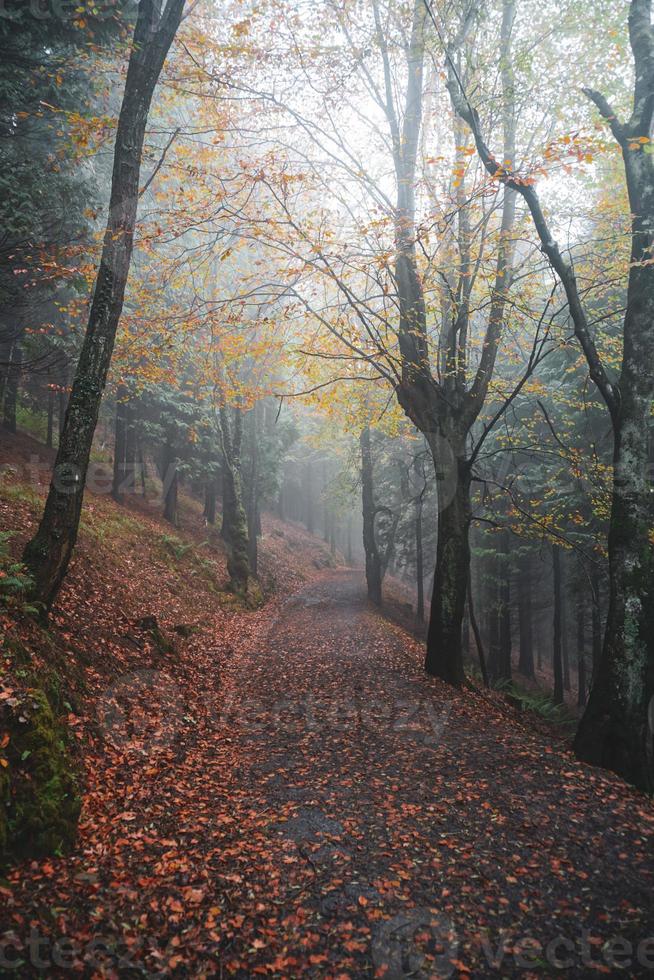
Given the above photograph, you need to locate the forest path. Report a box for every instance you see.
[4,570,654,978]
[190,569,654,978]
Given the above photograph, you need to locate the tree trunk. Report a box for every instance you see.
[575,86,654,788]
[125,398,137,496]
[499,529,512,681]
[360,426,382,606]
[561,556,571,691]
[0,336,12,410]
[553,544,564,705]
[577,587,587,708]
[277,481,285,521]
[138,437,147,496]
[58,366,68,439]
[46,386,55,449]
[246,406,259,577]
[590,562,602,680]
[112,386,128,502]
[219,405,249,593]
[517,550,535,678]
[425,455,470,686]
[161,432,178,526]
[488,529,511,685]
[22,0,184,610]
[204,476,217,525]
[3,343,21,433]
[415,496,424,622]
[575,419,654,788]
[305,459,314,534]
[468,567,489,687]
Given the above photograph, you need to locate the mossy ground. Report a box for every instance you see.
[0,678,81,865]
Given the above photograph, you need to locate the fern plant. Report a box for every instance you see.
[0,532,38,614]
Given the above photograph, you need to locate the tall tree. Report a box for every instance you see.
[23,0,185,609]
[377,0,519,684]
[451,0,654,789]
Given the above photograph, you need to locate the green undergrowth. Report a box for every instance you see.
[0,637,82,867]
[0,480,42,510]
[498,677,577,727]
[79,508,143,546]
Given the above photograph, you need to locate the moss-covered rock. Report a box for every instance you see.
[0,685,81,865]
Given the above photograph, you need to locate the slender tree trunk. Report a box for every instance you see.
[561,556,571,691]
[517,550,535,677]
[499,529,512,681]
[22,0,185,609]
[360,426,382,606]
[138,438,147,496]
[161,432,178,526]
[488,529,511,685]
[125,398,137,496]
[553,544,564,705]
[577,588,587,708]
[305,460,314,534]
[112,387,128,502]
[3,343,21,433]
[246,406,259,577]
[468,567,488,687]
[46,386,55,449]
[218,405,249,593]
[415,496,424,622]
[0,336,12,410]
[277,480,285,521]
[204,476,217,525]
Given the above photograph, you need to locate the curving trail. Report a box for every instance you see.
[3,569,654,977]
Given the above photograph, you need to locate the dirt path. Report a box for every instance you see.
[3,569,654,977]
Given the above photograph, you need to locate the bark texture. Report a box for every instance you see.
[23,0,185,609]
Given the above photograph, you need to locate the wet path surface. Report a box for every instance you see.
[4,569,654,977]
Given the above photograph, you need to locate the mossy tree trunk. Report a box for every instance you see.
[452,0,654,789]
[22,0,185,610]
